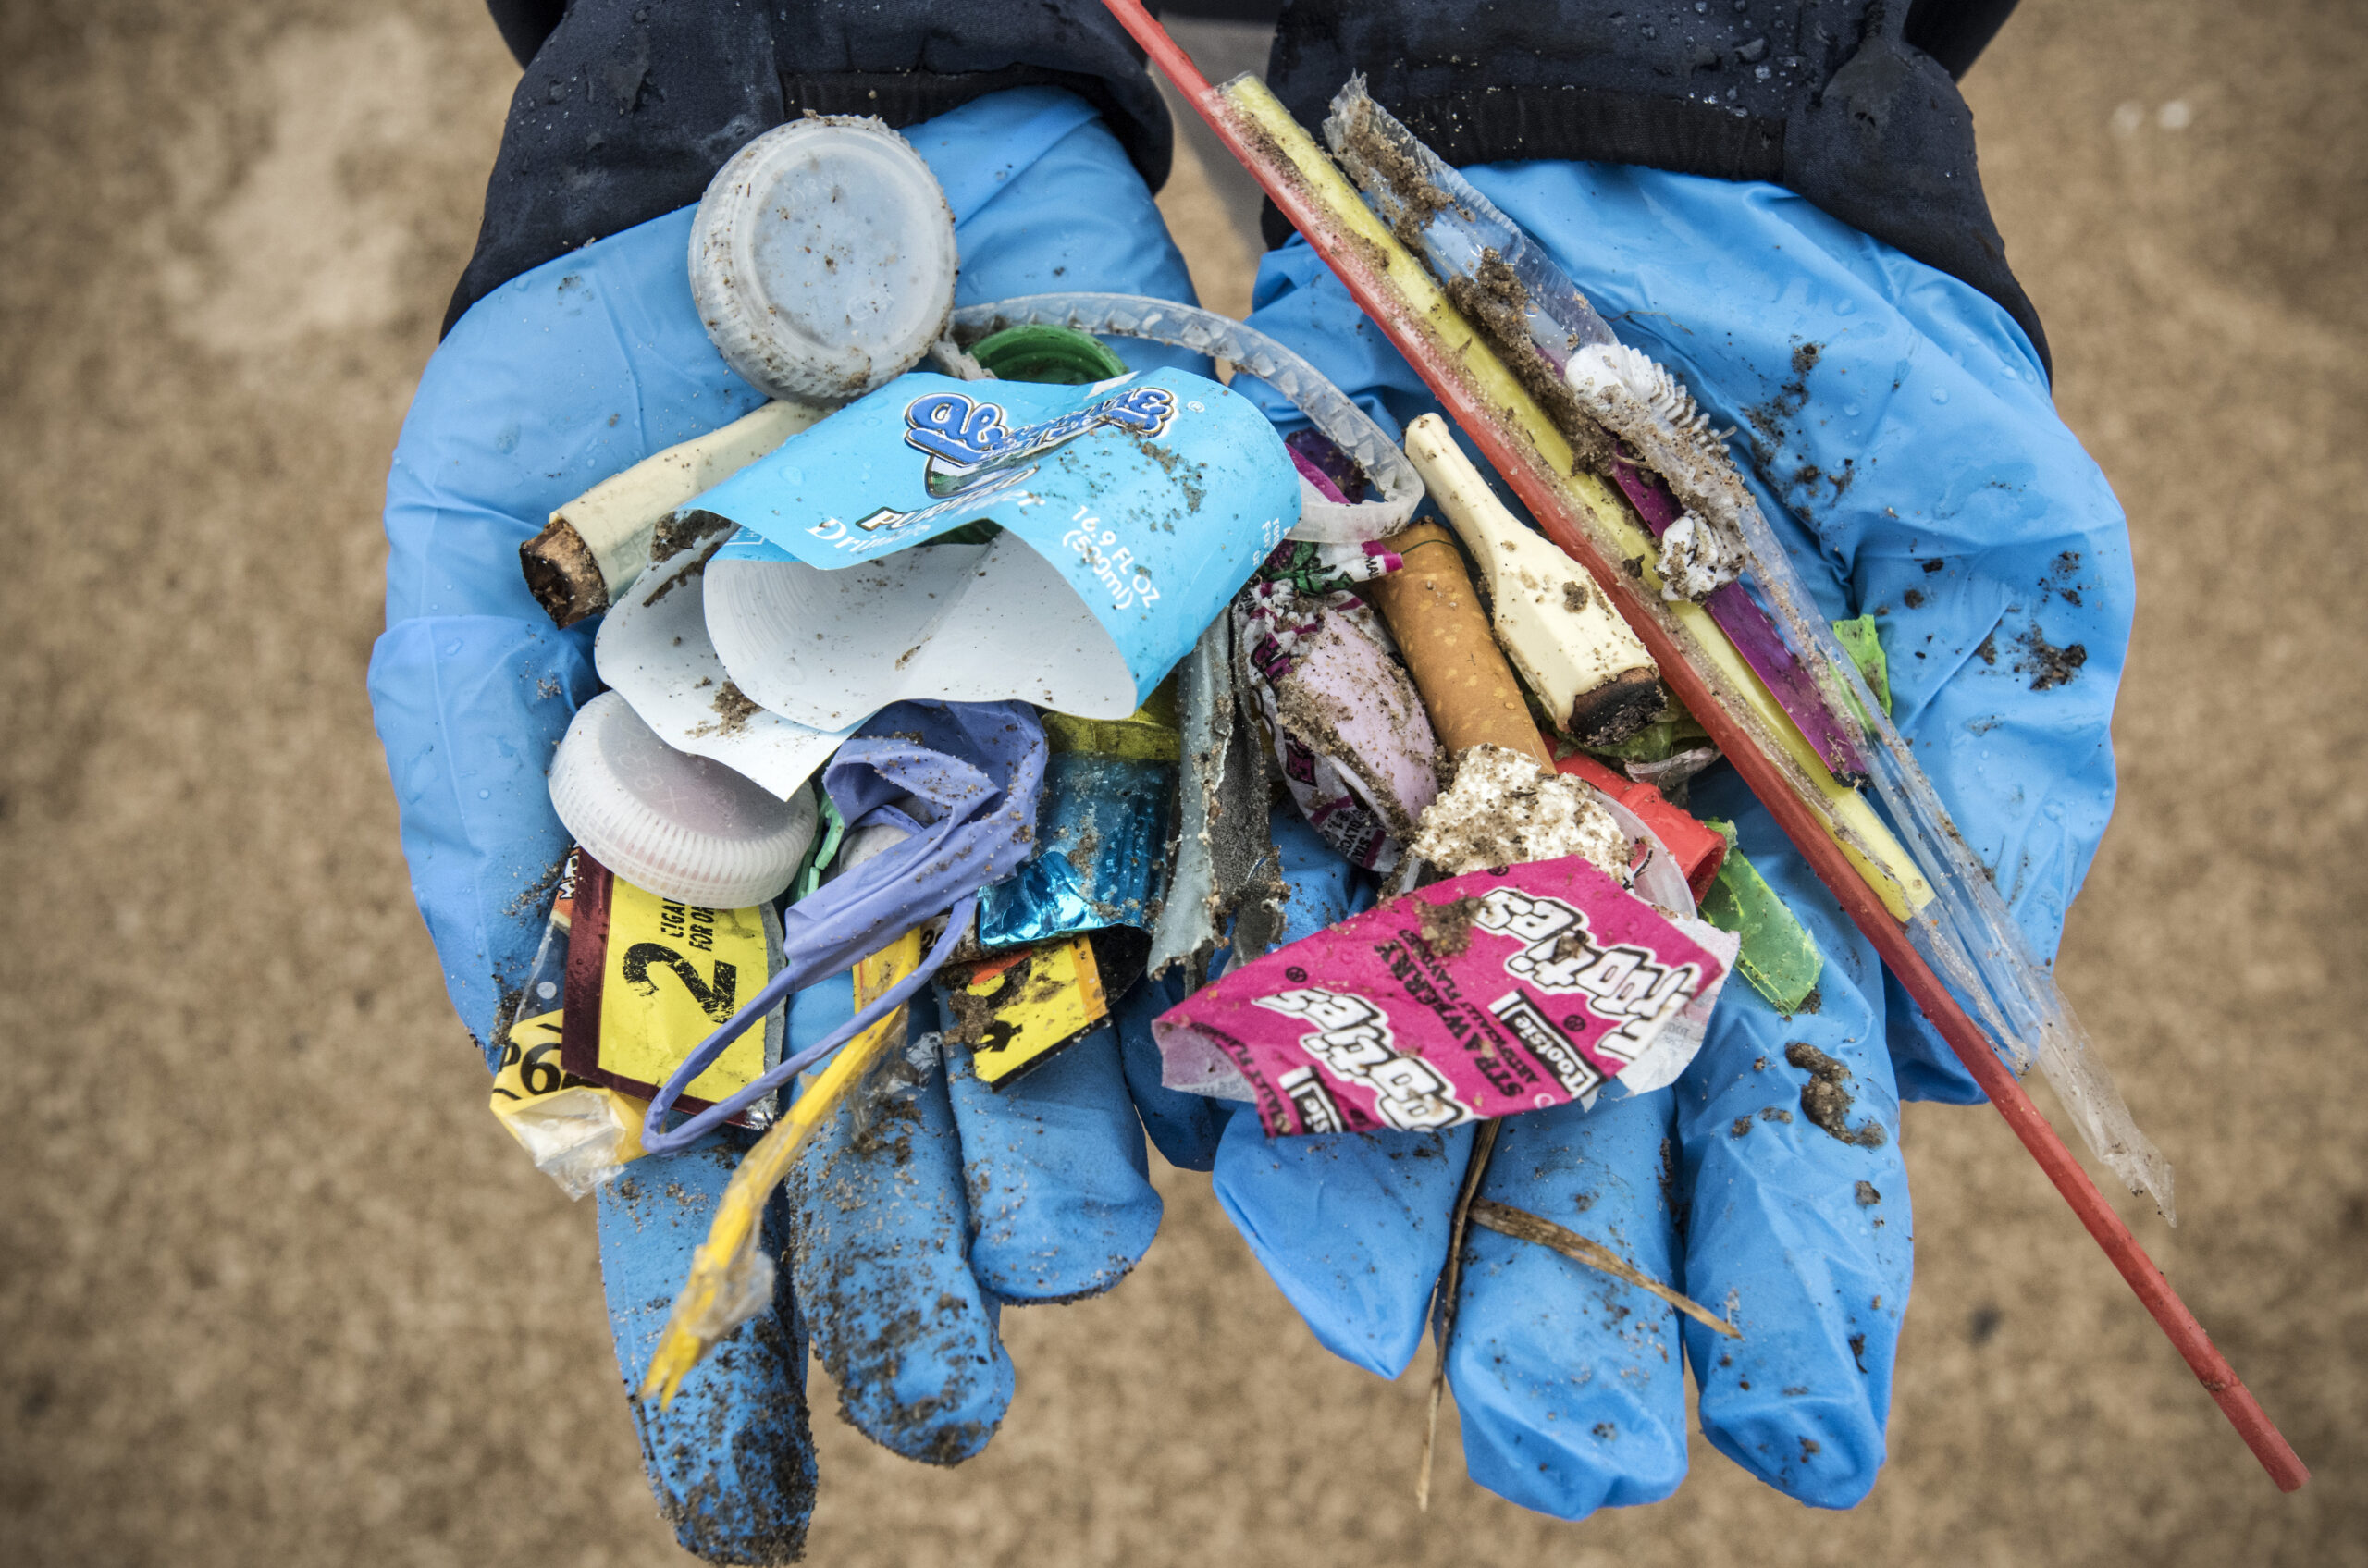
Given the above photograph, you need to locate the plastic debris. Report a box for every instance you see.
[488,850,649,1197]
[1152,857,1729,1135]
[689,117,957,404]
[593,519,856,799]
[947,293,1424,542]
[1146,613,1286,985]
[639,701,1048,1154]
[977,705,1177,945]
[1551,749,1727,902]
[520,400,821,629]
[1092,0,2301,1488]
[968,323,1129,384]
[943,935,1111,1088]
[1403,414,1664,747]
[696,366,1295,729]
[1698,820,1826,1016]
[1831,614,1893,717]
[1236,574,1440,872]
[1321,80,1868,784]
[637,927,927,1407]
[561,850,786,1130]
[548,691,818,907]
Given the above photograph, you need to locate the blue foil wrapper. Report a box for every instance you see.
[978,752,1174,946]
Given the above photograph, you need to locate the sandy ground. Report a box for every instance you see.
[1,2,2361,1563]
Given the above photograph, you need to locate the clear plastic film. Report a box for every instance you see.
[950,293,1423,541]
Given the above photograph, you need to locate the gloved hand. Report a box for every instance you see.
[1168,161,2131,1516]
[369,87,1206,1562]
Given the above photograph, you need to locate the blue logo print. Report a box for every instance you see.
[903,384,1178,496]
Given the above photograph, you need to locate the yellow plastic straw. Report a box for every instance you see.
[636,927,925,1406]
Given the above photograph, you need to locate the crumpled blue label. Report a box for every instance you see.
[700,366,1299,705]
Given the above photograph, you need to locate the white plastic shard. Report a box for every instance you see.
[548,691,817,909]
[702,532,1140,731]
[689,117,957,405]
[1146,612,1285,985]
[594,523,856,799]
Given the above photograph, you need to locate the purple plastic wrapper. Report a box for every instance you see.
[1235,579,1439,872]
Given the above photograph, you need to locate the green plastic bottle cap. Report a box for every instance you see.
[690,117,957,404]
[969,324,1130,385]
[549,692,816,908]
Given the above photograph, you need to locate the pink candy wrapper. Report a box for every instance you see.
[1152,855,1729,1136]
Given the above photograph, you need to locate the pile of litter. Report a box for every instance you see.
[489,112,1846,1410]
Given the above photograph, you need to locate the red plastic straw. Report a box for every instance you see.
[1103,0,2307,1492]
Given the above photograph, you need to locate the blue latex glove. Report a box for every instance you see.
[1188,162,2131,1517]
[369,88,1201,1560]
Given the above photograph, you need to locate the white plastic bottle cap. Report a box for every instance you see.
[549,691,817,908]
[689,117,958,404]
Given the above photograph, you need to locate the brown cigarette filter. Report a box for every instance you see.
[1365,522,1553,766]
[520,518,610,629]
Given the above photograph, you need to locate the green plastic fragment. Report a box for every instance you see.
[922,327,1130,551]
[1830,614,1892,718]
[789,794,847,905]
[1698,819,1824,1016]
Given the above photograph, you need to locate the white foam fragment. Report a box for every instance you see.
[1410,745,1630,879]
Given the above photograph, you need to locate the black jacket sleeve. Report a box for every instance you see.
[1264,0,2046,371]
[457,1,2041,372]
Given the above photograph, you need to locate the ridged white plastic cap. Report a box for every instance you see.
[549,691,816,908]
[689,117,957,404]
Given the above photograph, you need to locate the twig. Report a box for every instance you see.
[1468,1197,1738,1340]
[1418,1117,1501,1512]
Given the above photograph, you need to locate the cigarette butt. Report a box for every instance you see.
[519,516,609,630]
[1366,522,1554,765]
[522,398,823,627]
